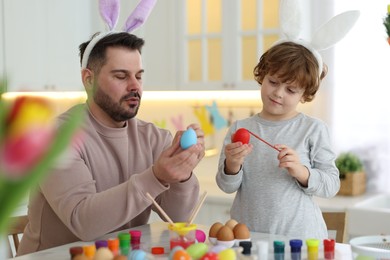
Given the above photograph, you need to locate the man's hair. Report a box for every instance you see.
[79,32,145,73]
[253,42,328,103]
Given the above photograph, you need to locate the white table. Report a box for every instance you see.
[12,221,353,259]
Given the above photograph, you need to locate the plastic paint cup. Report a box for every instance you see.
[168,222,197,249]
[95,240,108,249]
[273,240,285,260]
[323,239,336,259]
[289,239,303,260]
[129,230,142,249]
[306,239,320,260]
[256,240,269,260]
[107,238,119,256]
[118,232,131,256]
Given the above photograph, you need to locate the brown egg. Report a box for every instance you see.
[233,223,250,239]
[209,222,224,238]
[216,225,235,241]
[225,219,238,230]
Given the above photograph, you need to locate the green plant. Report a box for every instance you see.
[384,12,390,38]
[335,152,364,179]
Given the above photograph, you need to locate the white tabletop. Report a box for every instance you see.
[12,221,353,259]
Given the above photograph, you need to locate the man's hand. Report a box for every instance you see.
[153,124,205,184]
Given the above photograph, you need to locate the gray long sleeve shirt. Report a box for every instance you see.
[216,113,340,240]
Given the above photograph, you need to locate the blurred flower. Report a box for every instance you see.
[0,89,84,236]
[1,97,55,175]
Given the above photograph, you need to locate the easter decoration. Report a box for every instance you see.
[208,219,251,248]
[205,101,227,130]
[81,0,157,69]
[180,128,197,149]
[193,106,215,136]
[277,0,359,77]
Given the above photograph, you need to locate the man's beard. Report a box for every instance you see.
[93,86,140,122]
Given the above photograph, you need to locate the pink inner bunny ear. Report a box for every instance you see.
[99,0,120,30]
[123,0,157,32]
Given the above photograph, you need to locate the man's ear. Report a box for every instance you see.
[81,68,94,91]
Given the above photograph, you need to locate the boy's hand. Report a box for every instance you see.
[224,142,253,175]
[275,144,309,186]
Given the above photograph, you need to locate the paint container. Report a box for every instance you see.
[289,239,302,260]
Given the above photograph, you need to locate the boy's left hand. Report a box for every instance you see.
[275,144,309,187]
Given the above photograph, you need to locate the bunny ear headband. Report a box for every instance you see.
[81,0,157,69]
[276,0,360,75]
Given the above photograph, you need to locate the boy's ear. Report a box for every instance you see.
[81,69,94,90]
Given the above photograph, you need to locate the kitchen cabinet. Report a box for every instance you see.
[3,0,93,91]
[139,2,178,91]
[175,0,281,90]
[127,0,284,91]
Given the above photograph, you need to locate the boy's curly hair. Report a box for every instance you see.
[253,42,328,103]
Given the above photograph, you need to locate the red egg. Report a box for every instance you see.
[200,252,219,260]
[231,128,250,144]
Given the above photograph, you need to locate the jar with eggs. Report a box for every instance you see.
[168,222,197,249]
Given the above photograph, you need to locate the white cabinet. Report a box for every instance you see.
[3,0,93,91]
[176,0,281,90]
[140,2,178,91]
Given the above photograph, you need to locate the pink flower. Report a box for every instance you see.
[0,97,55,176]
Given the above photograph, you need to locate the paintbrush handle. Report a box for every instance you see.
[187,191,207,225]
[146,192,175,225]
[247,130,281,152]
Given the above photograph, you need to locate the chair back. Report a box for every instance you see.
[322,211,347,243]
[7,215,29,258]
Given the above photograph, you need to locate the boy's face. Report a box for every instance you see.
[260,73,305,121]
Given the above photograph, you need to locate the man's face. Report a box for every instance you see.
[90,47,144,125]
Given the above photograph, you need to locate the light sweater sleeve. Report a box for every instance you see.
[300,120,340,198]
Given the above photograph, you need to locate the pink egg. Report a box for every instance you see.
[196,229,206,243]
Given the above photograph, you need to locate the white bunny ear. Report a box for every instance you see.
[311,10,360,50]
[123,0,157,32]
[99,0,120,30]
[279,0,302,39]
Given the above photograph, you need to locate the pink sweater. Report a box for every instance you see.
[18,104,200,255]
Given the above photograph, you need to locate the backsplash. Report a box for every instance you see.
[2,90,318,180]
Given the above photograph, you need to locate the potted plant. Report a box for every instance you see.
[335,152,366,196]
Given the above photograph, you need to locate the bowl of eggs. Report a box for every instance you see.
[208,219,251,248]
